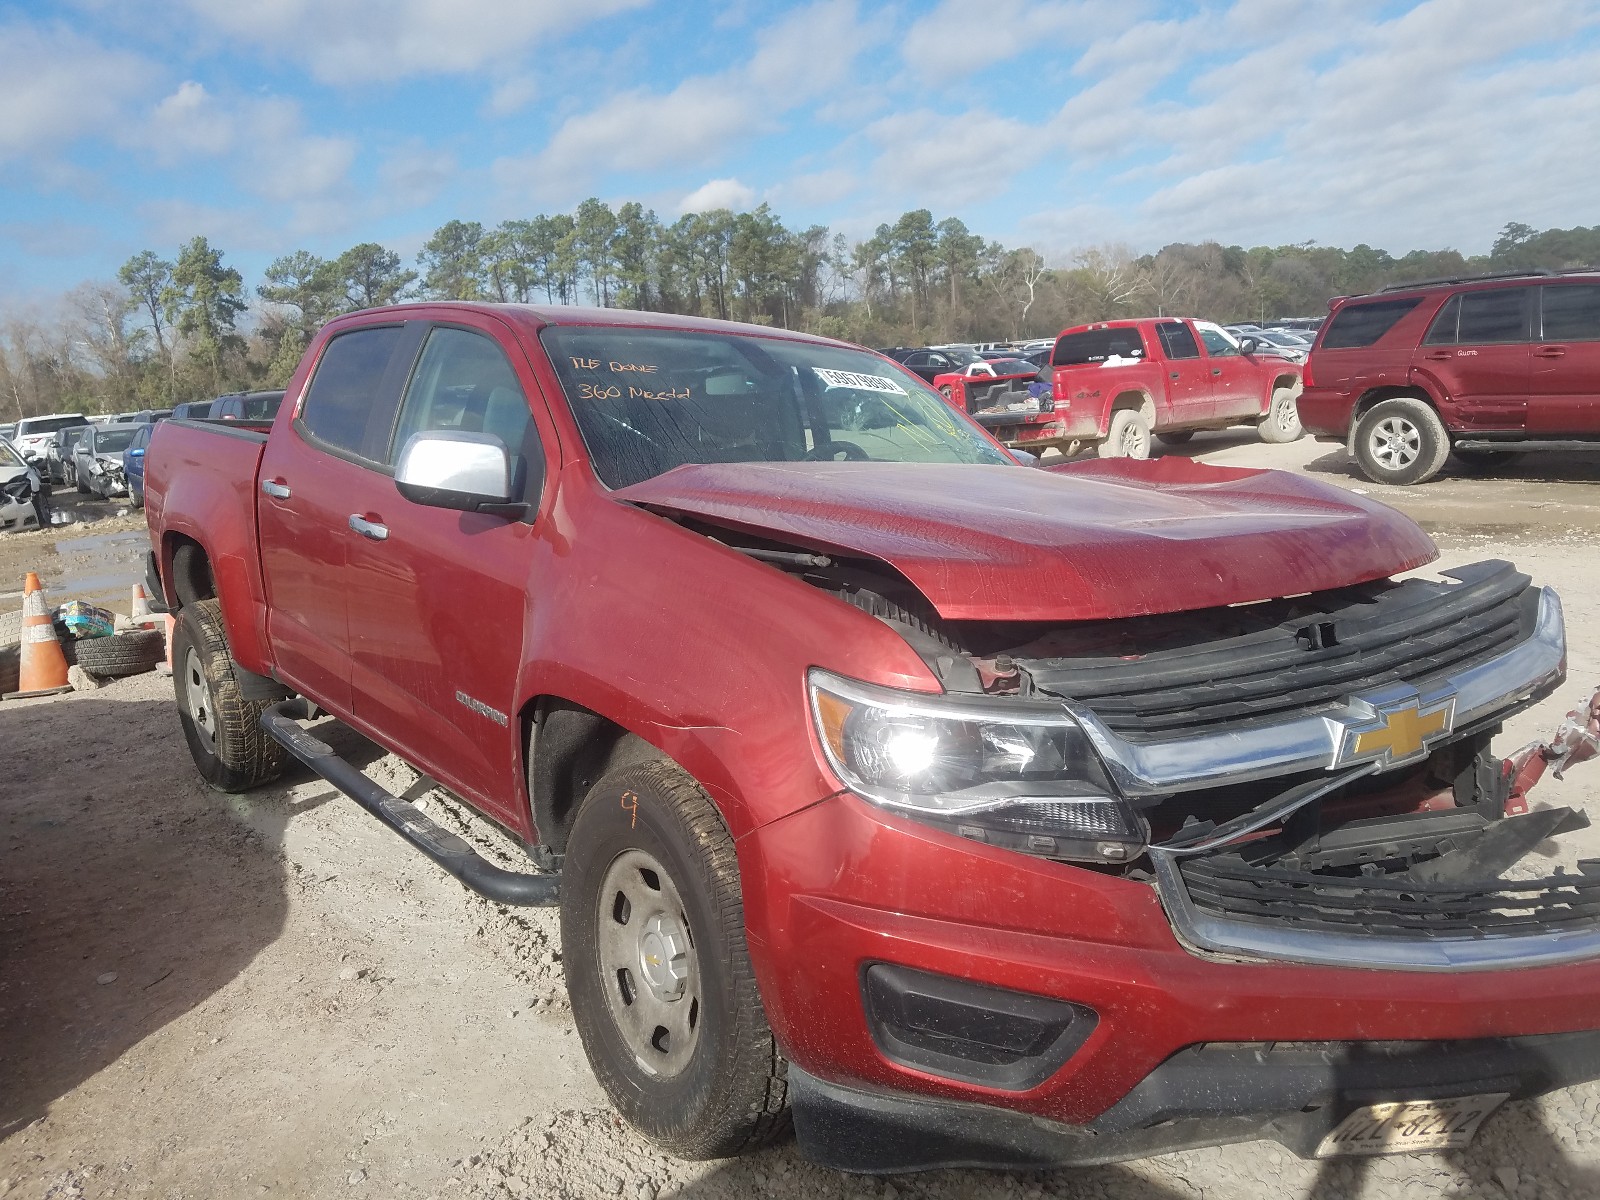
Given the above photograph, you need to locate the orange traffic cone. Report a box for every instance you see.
[3,572,72,699]
[130,583,157,627]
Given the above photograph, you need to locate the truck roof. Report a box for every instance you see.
[336,301,850,348]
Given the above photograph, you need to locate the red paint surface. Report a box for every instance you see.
[615,456,1437,621]
[146,301,1590,1134]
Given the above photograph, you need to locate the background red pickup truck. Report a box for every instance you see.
[1040,317,1304,457]
[143,302,1600,1175]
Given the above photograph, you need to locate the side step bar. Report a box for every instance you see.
[261,699,559,906]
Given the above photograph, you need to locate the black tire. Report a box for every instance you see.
[76,475,89,494]
[1258,385,1304,443]
[129,480,145,509]
[0,645,18,695]
[1454,447,1525,471]
[74,629,164,677]
[561,759,789,1160]
[1097,408,1152,459]
[171,598,288,792]
[1157,430,1195,446]
[1352,397,1451,485]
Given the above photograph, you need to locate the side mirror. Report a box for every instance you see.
[1238,336,1260,355]
[395,431,524,517]
[1009,448,1040,466]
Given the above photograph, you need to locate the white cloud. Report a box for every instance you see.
[865,109,1033,205]
[678,178,756,213]
[379,145,459,209]
[484,75,539,118]
[498,0,882,198]
[179,0,653,84]
[0,23,157,162]
[767,168,859,208]
[903,0,1138,76]
[143,81,236,163]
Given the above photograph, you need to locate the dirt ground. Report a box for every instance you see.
[2,436,1599,1200]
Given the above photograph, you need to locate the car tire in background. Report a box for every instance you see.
[1156,430,1195,446]
[1097,409,1152,459]
[171,598,288,792]
[1352,396,1451,485]
[129,480,144,508]
[75,629,165,677]
[76,473,89,495]
[561,758,790,1160]
[1258,386,1304,444]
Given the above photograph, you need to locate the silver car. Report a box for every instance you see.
[74,422,139,498]
[0,436,48,531]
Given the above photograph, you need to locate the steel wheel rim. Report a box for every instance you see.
[1370,416,1421,470]
[596,847,701,1078]
[183,647,217,753]
[1274,394,1298,432]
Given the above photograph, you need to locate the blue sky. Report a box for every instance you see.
[2,0,1598,302]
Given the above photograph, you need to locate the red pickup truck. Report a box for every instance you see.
[1033,318,1304,457]
[145,302,1600,1173]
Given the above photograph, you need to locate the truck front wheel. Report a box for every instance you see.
[561,759,789,1159]
[1257,386,1303,443]
[172,598,288,792]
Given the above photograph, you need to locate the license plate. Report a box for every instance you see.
[1316,1093,1508,1157]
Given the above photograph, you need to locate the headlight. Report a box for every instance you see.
[808,670,1144,863]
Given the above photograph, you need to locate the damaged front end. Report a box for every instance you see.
[805,554,1599,971]
[0,470,47,532]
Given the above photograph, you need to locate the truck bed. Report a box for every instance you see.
[145,418,275,676]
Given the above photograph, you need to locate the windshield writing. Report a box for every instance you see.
[541,328,1011,488]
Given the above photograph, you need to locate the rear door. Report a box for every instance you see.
[257,322,421,716]
[1152,321,1208,421]
[1413,286,1533,430]
[340,318,551,823]
[1529,283,1600,433]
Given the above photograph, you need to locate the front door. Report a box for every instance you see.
[340,319,552,826]
[1195,323,1259,421]
[1529,283,1600,434]
[258,322,419,715]
[1413,286,1533,430]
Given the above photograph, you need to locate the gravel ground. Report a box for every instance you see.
[1,434,1598,1199]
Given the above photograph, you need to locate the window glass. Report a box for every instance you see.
[1321,298,1423,349]
[1054,328,1150,366]
[0,440,23,469]
[541,327,1010,489]
[1422,295,1460,345]
[1153,323,1199,360]
[93,428,136,453]
[299,327,407,460]
[1456,287,1531,344]
[1196,324,1238,357]
[393,327,533,462]
[1541,285,1600,342]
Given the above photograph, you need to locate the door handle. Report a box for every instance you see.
[1211,368,1222,376]
[1535,346,1567,358]
[348,515,389,542]
[260,479,291,500]
[1169,372,1181,380]
[1424,351,1453,360]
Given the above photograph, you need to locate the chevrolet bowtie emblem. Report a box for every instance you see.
[1336,695,1457,768]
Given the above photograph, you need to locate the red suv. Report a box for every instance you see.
[1298,271,1600,484]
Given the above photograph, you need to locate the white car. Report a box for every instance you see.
[0,436,48,532]
[13,413,89,466]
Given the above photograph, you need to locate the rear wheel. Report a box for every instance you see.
[1097,409,1152,459]
[172,598,288,792]
[1352,397,1451,485]
[1156,429,1195,446]
[561,759,788,1159]
[1258,386,1303,443]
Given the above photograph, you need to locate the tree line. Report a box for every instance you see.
[3,205,1596,419]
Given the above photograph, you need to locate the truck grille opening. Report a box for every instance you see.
[1176,854,1600,939]
[1015,560,1534,741]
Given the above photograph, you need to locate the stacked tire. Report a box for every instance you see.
[74,629,165,677]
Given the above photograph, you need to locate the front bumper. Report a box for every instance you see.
[791,1030,1600,1172]
[0,495,40,532]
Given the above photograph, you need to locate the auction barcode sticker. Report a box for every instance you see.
[814,368,907,396]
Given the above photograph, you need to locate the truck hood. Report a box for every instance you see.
[612,458,1438,622]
